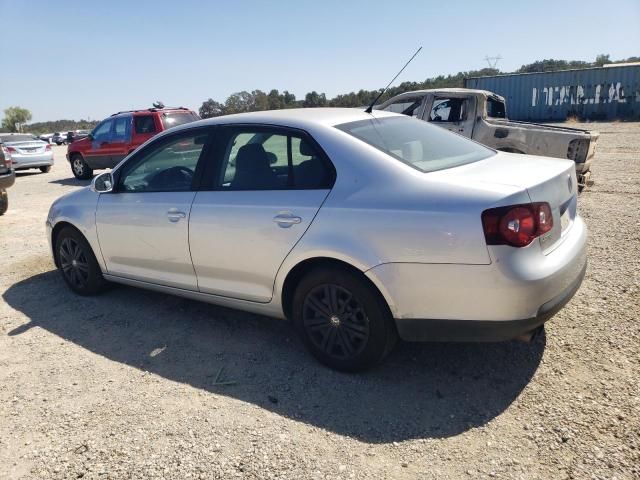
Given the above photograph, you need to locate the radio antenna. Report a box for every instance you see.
[365,46,422,114]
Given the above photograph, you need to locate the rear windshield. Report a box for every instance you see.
[160,112,199,130]
[336,116,493,173]
[0,134,39,143]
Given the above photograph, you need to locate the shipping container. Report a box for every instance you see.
[465,65,640,121]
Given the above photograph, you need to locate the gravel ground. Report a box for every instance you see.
[0,123,638,480]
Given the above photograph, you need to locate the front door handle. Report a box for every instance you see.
[167,209,186,222]
[273,212,302,228]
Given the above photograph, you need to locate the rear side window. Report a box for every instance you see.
[160,112,199,130]
[217,128,334,190]
[135,116,157,134]
[336,116,494,173]
[486,97,506,118]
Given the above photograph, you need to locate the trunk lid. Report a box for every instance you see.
[433,151,578,252]
[5,141,47,155]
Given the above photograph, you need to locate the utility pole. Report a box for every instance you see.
[484,55,502,69]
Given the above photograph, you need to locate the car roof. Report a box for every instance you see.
[179,108,401,132]
[110,107,194,118]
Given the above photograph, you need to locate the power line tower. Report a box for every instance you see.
[484,55,502,69]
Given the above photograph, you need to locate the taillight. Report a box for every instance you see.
[45,144,52,151]
[5,146,17,153]
[1,147,12,167]
[482,202,553,247]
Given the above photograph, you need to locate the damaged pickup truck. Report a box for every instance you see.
[378,88,598,191]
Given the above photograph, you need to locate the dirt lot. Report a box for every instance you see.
[0,123,638,480]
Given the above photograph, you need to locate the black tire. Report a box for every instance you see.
[0,189,7,216]
[292,266,398,372]
[40,166,51,173]
[54,226,109,295]
[70,154,93,180]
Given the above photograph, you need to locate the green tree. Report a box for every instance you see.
[199,98,225,118]
[2,106,32,132]
[303,91,327,107]
[594,54,611,67]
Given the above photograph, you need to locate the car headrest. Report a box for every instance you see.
[236,143,269,168]
[299,139,315,157]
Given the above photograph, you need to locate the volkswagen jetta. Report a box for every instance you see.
[47,108,587,371]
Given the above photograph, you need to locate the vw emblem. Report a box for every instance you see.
[567,174,573,193]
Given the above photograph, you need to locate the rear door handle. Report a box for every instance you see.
[167,209,186,222]
[273,212,302,228]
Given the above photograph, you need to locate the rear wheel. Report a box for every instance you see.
[54,227,108,295]
[293,266,397,372]
[70,154,93,180]
[40,166,51,173]
[0,189,7,216]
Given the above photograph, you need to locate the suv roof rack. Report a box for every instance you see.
[110,106,190,117]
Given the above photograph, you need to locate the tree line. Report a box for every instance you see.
[197,54,639,118]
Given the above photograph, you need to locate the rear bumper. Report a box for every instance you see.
[366,215,588,342]
[0,169,15,189]
[394,260,586,342]
[12,152,54,169]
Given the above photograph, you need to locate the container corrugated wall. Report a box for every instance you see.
[465,66,640,121]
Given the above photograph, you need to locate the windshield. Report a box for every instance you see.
[336,116,494,173]
[160,112,199,130]
[0,134,39,143]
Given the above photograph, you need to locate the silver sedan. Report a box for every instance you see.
[47,108,587,371]
[0,134,54,173]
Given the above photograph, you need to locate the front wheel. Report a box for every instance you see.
[40,166,51,173]
[0,189,7,216]
[293,266,397,372]
[70,154,93,180]
[54,227,109,295]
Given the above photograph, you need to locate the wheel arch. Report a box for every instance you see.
[279,256,395,321]
[51,221,82,267]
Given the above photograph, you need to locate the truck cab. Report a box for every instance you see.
[378,88,598,190]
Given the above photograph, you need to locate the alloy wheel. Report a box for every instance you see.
[302,284,370,360]
[59,237,90,288]
[73,158,84,176]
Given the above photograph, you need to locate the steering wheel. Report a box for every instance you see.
[148,165,194,190]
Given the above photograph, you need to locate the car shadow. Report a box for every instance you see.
[3,270,545,443]
[49,177,91,187]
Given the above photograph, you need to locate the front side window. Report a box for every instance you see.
[92,120,113,142]
[381,96,423,117]
[429,97,467,123]
[119,132,208,192]
[218,128,333,190]
[336,116,493,173]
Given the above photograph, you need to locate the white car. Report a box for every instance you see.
[47,108,587,371]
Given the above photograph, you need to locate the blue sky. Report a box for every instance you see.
[1,0,638,123]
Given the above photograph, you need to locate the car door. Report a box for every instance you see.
[86,119,114,169]
[423,95,476,138]
[95,128,213,290]
[189,125,335,302]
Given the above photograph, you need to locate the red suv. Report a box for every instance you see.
[67,107,199,179]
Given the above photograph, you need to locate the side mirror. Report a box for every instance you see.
[92,172,114,193]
